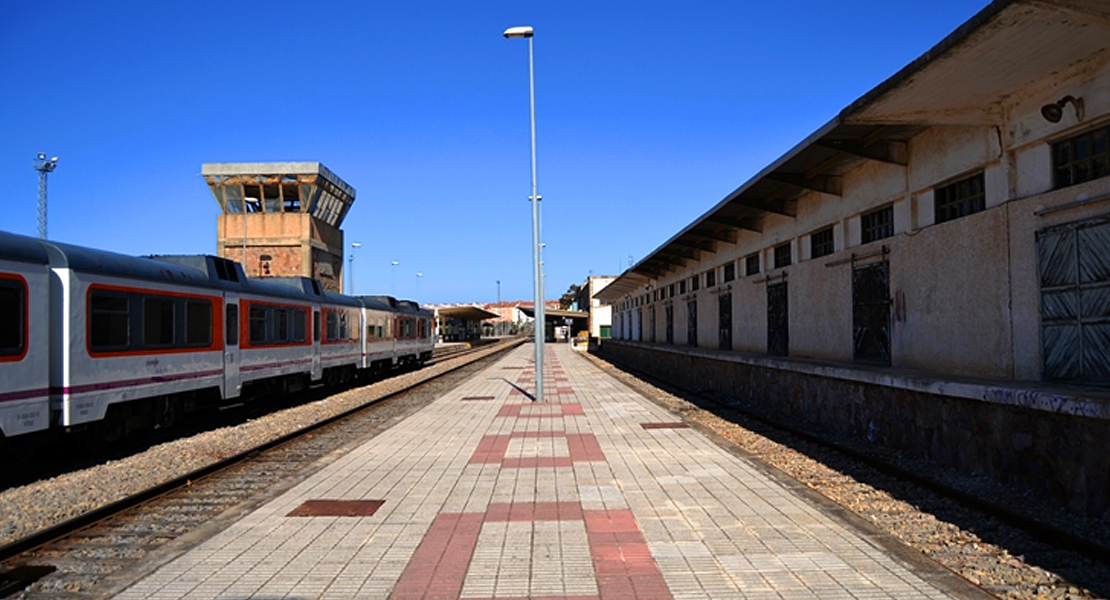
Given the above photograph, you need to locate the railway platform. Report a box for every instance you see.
[115,343,988,600]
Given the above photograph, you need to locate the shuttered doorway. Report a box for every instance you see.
[1037,217,1110,385]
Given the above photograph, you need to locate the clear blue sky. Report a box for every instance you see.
[1,0,987,305]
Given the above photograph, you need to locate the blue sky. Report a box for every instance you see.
[1,0,987,305]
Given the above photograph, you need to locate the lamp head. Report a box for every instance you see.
[503,26,534,39]
[1041,95,1084,123]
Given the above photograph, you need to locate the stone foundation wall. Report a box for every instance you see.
[596,341,1110,519]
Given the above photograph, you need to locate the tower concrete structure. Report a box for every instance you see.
[203,162,355,292]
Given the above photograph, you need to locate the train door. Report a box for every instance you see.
[312,308,323,380]
[224,301,241,398]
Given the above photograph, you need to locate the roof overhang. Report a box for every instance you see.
[596,0,1110,302]
[435,305,499,321]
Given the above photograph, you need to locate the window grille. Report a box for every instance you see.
[722,262,735,282]
[745,254,760,276]
[811,228,834,259]
[862,206,894,243]
[935,172,985,223]
[774,243,791,269]
[705,269,716,287]
[1053,123,1110,189]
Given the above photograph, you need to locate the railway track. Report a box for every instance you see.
[0,338,523,600]
[585,352,1110,600]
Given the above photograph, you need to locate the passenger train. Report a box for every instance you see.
[0,230,435,444]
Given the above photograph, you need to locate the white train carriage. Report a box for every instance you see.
[259,277,364,386]
[47,243,226,436]
[0,232,52,438]
[359,296,400,374]
[394,299,435,365]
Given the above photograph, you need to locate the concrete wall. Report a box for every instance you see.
[598,340,1110,519]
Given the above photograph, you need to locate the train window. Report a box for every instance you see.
[292,308,307,343]
[274,309,289,342]
[0,280,24,356]
[185,300,212,346]
[144,298,176,346]
[313,311,321,343]
[326,311,338,341]
[249,306,268,344]
[226,304,239,345]
[90,293,130,349]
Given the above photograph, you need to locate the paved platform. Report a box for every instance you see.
[116,344,985,600]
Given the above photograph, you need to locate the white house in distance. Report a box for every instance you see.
[596,0,1110,519]
[574,276,616,340]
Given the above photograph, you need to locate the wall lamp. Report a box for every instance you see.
[1041,95,1084,123]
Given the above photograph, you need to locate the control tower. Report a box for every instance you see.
[203,162,355,292]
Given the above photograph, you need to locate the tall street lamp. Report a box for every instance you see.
[33,153,58,240]
[504,24,544,402]
[391,261,399,297]
[416,272,423,305]
[349,242,361,295]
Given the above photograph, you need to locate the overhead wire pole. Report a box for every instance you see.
[504,25,544,402]
[33,153,59,239]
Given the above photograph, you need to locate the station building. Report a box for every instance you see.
[203,162,355,293]
[597,0,1110,517]
[574,275,616,340]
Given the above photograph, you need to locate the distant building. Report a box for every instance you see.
[203,162,355,293]
[574,276,615,339]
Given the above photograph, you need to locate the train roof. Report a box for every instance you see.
[41,241,217,288]
[0,230,51,266]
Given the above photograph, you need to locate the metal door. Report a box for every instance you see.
[852,261,891,365]
[1038,218,1110,384]
[223,301,241,398]
[665,305,674,344]
[719,292,732,351]
[767,282,788,356]
[686,299,698,346]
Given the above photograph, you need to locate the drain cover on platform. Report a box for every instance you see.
[462,396,496,401]
[640,422,689,429]
[287,500,384,517]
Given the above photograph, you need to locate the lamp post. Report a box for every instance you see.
[33,153,58,240]
[504,24,544,402]
[349,242,361,295]
[391,261,399,297]
[416,272,423,305]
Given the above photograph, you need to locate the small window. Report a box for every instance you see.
[745,254,760,277]
[669,284,675,298]
[722,263,735,283]
[705,269,716,287]
[144,297,175,347]
[185,300,212,346]
[272,309,288,342]
[0,279,25,356]
[935,172,985,223]
[862,206,894,243]
[691,275,700,292]
[91,293,130,349]
[292,308,307,342]
[226,304,239,345]
[774,243,791,269]
[1053,123,1110,189]
[249,306,268,344]
[811,228,834,259]
[679,280,687,294]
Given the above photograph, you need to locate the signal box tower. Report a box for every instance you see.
[203,162,356,292]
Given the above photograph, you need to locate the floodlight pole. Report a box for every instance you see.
[504,25,544,402]
[33,153,58,239]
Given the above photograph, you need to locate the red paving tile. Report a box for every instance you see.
[388,504,671,600]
